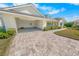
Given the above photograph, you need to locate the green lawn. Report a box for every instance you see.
[0,38,11,55]
[55,29,79,40]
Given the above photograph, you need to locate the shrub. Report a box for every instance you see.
[64,22,74,27]
[43,26,61,31]
[72,25,79,30]
[43,26,52,31]
[6,28,16,36]
[58,26,61,29]
[52,26,61,30]
[0,28,16,39]
[0,32,9,39]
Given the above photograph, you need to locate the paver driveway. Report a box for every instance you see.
[7,29,79,56]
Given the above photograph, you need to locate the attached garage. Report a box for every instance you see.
[0,12,47,33]
[15,18,42,32]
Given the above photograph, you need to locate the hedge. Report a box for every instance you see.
[43,26,61,31]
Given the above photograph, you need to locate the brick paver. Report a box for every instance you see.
[7,30,79,56]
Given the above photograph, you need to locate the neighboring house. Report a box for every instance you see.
[74,19,79,25]
[0,3,64,32]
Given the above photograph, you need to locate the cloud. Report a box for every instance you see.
[61,8,66,12]
[73,16,79,20]
[34,4,39,8]
[48,10,60,14]
[0,4,9,8]
[34,4,52,11]
[48,8,66,15]
[40,6,52,10]
[34,4,66,15]
[71,3,79,6]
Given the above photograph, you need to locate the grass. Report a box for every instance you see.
[0,38,11,56]
[55,29,79,40]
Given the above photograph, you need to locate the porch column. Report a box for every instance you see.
[2,14,17,32]
[37,20,47,30]
[58,20,64,28]
[41,20,47,29]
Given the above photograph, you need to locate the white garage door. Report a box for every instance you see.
[16,19,36,29]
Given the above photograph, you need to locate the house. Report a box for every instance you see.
[74,19,79,25]
[0,3,64,32]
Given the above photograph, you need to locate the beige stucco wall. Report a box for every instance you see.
[2,14,17,32]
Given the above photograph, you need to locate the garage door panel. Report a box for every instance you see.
[16,19,36,29]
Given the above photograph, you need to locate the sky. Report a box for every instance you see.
[0,3,79,22]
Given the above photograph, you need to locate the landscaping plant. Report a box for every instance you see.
[64,22,74,27]
[72,25,79,30]
[0,28,16,39]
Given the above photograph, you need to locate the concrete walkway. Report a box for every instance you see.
[52,28,66,32]
[7,30,79,56]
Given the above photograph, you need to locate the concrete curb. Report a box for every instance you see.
[52,28,67,32]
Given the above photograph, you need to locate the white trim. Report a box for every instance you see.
[0,10,50,21]
[2,3,44,17]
